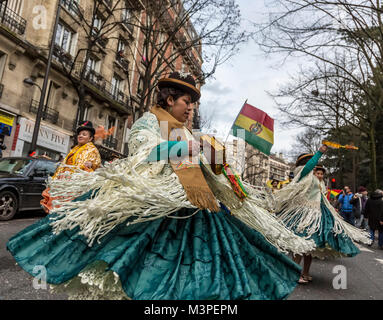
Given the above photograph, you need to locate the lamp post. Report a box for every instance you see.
[23,78,42,93]
[28,0,61,155]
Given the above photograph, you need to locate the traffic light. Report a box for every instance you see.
[331,178,336,189]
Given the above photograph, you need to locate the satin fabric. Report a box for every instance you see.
[7,203,301,300]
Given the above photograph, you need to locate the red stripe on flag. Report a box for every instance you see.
[240,103,274,132]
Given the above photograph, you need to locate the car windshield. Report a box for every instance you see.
[0,158,34,175]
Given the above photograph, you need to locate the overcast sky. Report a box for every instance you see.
[198,0,303,158]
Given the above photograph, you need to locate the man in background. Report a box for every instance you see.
[350,186,368,230]
[338,185,355,225]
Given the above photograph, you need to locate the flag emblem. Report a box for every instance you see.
[250,122,263,136]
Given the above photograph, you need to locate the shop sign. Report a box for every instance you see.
[18,118,70,153]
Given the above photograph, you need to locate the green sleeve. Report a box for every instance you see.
[146,141,188,162]
[298,151,323,182]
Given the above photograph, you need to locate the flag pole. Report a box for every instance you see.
[224,99,248,144]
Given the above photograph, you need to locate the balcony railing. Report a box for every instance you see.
[74,64,128,106]
[103,136,118,149]
[116,51,129,70]
[61,0,84,19]
[0,2,26,35]
[29,100,59,124]
[53,44,74,69]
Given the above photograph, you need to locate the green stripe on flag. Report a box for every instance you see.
[232,124,273,155]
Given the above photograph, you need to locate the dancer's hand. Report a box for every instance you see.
[84,161,93,169]
[319,145,328,153]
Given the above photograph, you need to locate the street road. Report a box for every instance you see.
[1,212,383,300]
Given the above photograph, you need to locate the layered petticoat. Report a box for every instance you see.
[7,208,301,300]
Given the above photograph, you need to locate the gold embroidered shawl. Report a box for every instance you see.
[150,106,219,212]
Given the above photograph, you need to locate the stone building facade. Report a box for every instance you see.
[0,0,202,161]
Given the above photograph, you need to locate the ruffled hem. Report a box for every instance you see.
[7,209,301,300]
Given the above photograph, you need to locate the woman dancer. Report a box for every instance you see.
[7,72,315,300]
[274,145,371,284]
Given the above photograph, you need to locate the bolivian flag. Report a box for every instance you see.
[231,103,274,155]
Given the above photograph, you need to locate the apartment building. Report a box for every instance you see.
[242,141,291,187]
[0,0,202,160]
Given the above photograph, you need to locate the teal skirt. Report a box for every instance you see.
[293,199,360,257]
[7,205,301,300]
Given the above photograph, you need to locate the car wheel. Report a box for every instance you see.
[0,191,18,221]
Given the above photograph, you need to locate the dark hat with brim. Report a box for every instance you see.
[295,153,314,167]
[76,120,95,136]
[158,72,201,103]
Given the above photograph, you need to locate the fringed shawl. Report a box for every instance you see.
[275,166,371,245]
[46,112,316,254]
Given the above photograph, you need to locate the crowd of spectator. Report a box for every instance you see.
[333,186,383,249]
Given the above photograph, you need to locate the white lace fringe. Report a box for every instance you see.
[274,168,371,245]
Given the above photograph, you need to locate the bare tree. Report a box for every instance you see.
[123,0,251,117]
[53,0,141,129]
[255,0,383,189]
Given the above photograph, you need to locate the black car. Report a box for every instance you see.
[0,157,59,221]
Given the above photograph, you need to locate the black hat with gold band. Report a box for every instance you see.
[158,71,201,103]
[295,153,314,167]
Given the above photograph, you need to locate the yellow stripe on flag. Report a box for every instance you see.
[234,114,274,144]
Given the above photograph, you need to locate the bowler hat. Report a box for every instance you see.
[76,120,95,136]
[158,71,201,103]
[295,153,314,167]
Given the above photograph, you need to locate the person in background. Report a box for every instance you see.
[40,120,101,213]
[350,186,368,230]
[271,179,280,193]
[338,186,355,225]
[0,135,7,158]
[363,189,383,249]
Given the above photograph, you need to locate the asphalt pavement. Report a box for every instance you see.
[1,211,382,300]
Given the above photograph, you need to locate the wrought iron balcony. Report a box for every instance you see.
[74,64,128,106]
[0,2,26,35]
[103,136,118,149]
[61,0,84,19]
[53,44,74,69]
[116,51,129,70]
[29,100,59,125]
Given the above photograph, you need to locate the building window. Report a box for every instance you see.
[55,22,74,53]
[137,77,144,97]
[0,52,7,83]
[117,38,125,55]
[92,14,103,35]
[87,56,100,73]
[111,74,124,101]
[7,0,23,15]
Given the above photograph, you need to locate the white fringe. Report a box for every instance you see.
[274,166,371,245]
[200,159,316,255]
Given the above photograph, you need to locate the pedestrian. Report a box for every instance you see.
[6,71,315,300]
[338,186,355,225]
[274,147,371,284]
[350,186,368,230]
[363,189,383,249]
[0,135,6,158]
[40,120,101,213]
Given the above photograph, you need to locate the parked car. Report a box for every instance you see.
[0,157,59,221]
